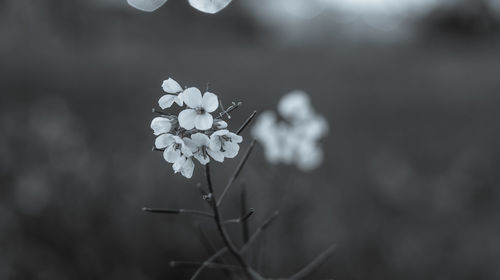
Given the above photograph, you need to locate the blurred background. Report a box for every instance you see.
[1,0,500,279]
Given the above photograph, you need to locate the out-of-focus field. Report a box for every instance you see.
[1,1,500,279]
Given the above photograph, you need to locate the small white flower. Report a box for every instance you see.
[172,155,195,178]
[186,133,224,164]
[155,134,195,178]
[150,117,172,136]
[155,134,192,162]
[178,87,219,130]
[159,78,184,109]
[209,129,243,159]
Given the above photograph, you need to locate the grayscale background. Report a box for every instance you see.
[1,0,500,279]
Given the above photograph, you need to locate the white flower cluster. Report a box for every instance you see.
[127,0,232,14]
[151,77,243,178]
[251,90,328,171]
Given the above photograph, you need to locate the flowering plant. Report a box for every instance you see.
[146,77,333,279]
[151,77,243,178]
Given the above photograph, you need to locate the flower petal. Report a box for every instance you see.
[164,146,181,163]
[228,132,243,144]
[158,94,179,109]
[155,133,175,149]
[172,156,187,172]
[178,109,197,130]
[278,90,312,121]
[151,117,172,135]
[214,120,228,129]
[207,149,224,162]
[181,87,203,108]
[162,77,183,93]
[223,142,240,158]
[195,113,213,130]
[209,136,222,151]
[182,138,198,155]
[190,133,210,147]
[194,153,210,165]
[211,129,229,137]
[181,158,195,178]
[127,0,168,12]
[202,92,219,113]
[187,0,231,14]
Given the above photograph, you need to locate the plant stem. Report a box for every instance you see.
[142,208,213,218]
[217,139,256,207]
[205,163,254,279]
[241,184,250,243]
[288,244,336,280]
[236,110,257,135]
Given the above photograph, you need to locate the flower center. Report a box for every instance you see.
[195,106,206,114]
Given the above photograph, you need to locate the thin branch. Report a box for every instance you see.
[190,247,229,280]
[204,163,254,279]
[241,183,250,243]
[194,222,233,279]
[142,208,213,218]
[240,211,279,254]
[195,182,209,198]
[236,110,257,135]
[222,208,255,225]
[288,244,336,280]
[152,108,168,115]
[216,139,256,207]
[171,260,241,271]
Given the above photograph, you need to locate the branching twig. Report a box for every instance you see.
[152,108,168,115]
[190,247,229,280]
[217,139,256,207]
[236,110,257,135]
[204,163,254,279]
[194,222,233,279]
[142,208,213,218]
[288,244,336,280]
[171,260,241,271]
[240,211,279,254]
[222,208,255,225]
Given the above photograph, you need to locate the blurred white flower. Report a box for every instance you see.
[150,117,172,136]
[188,0,232,14]
[127,0,233,14]
[278,90,312,121]
[178,88,219,130]
[127,0,168,12]
[210,129,243,159]
[252,90,328,171]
